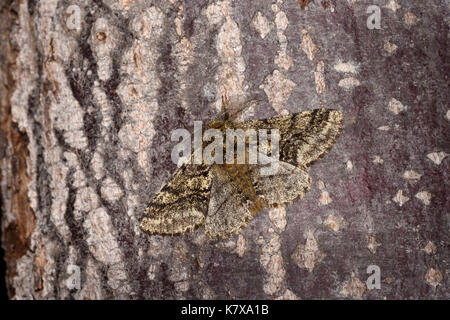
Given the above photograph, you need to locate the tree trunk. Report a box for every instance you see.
[0,0,448,299]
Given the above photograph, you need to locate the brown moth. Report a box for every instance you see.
[140,98,342,238]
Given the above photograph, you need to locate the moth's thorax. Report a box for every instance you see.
[207,120,235,131]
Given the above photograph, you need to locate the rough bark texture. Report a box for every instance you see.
[0,0,448,299]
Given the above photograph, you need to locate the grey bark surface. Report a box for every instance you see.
[0,0,448,299]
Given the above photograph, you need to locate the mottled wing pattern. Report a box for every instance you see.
[248,161,312,208]
[234,108,343,168]
[204,165,263,238]
[140,164,212,235]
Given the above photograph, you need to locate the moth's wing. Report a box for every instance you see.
[235,108,343,168]
[204,165,262,238]
[248,161,312,208]
[140,164,212,235]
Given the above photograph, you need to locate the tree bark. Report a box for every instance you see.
[0,0,448,299]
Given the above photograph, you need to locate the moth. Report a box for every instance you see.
[140,98,342,238]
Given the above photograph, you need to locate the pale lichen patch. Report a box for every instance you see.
[260,229,286,296]
[415,191,431,206]
[276,289,300,300]
[101,177,123,202]
[314,61,326,94]
[334,61,358,74]
[251,11,273,39]
[383,40,398,55]
[377,125,390,131]
[392,190,409,207]
[426,152,448,165]
[388,98,407,114]
[423,241,437,255]
[319,190,332,205]
[300,30,319,61]
[340,274,367,299]
[366,236,381,254]
[234,234,246,257]
[402,170,422,182]
[260,70,296,113]
[323,214,346,231]
[373,156,384,164]
[384,0,401,13]
[425,268,443,288]
[404,12,420,26]
[338,77,360,89]
[268,207,287,231]
[291,230,325,272]
[346,160,353,172]
[84,207,122,265]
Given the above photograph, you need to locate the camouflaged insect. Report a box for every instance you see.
[140,99,343,238]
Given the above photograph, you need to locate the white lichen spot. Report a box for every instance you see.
[274,11,289,31]
[446,110,450,121]
[323,214,346,231]
[346,160,353,172]
[319,190,332,205]
[260,230,285,296]
[338,77,360,89]
[275,52,293,71]
[260,70,296,113]
[423,241,437,255]
[276,289,299,300]
[334,61,358,74]
[203,1,224,25]
[404,12,420,26]
[377,125,391,131]
[383,40,398,54]
[384,0,401,12]
[426,152,448,165]
[341,274,367,299]
[291,230,326,272]
[301,30,319,61]
[388,98,407,114]
[269,207,287,231]
[215,2,247,111]
[366,236,381,254]
[373,156,384,164]
[402,170,422,182]
[317,180,326,191]
[415,191,432,206]
[175,281,190,292]
[251,11,273,39]
[392,190,409,207]
[425,268,443,288]
[234,234,246,257]
[147,264,157,280]
[314,61,326,94]
[101,177,123,202]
